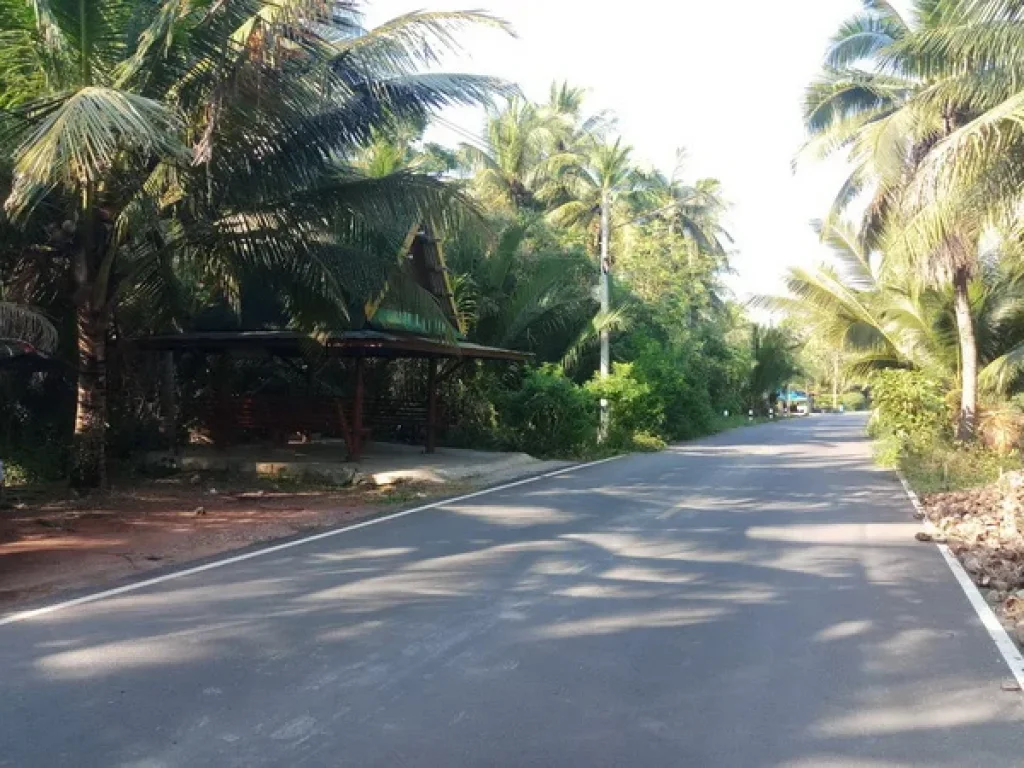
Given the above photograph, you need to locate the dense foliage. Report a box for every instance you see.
[794,0,1024,440]
[496,366,597,458]
[0,2,792,486]
[772,0,1024,482]
[869,369,950,447]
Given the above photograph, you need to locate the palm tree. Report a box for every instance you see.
[459,97,569,212]
[749,325,801,412]
[636,151,731,260]
[0,1,509,487]
[763,222,1024,397]
[546,137,642,249]
[801,0,1024,437]
[445,219,596,355]
[762,221,944,379]
[350,123,453,178]
[541,81,615,154]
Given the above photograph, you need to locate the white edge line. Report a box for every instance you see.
[896,472,1024,691]
[0,455,625,627]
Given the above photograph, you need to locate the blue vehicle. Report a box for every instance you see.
[776,389,811,414]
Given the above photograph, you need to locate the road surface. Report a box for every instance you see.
[3,415,1024,766]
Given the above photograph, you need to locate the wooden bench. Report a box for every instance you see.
[209,396,362,446]
[207,393,447,458]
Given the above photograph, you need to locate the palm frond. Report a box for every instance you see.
[331,10,514,73]
[7,86,187,216]
[0,300,58,352]
[560,307,629,374]
[980,341,1024,393]
[803,67,911,134]
[826,11,907,68]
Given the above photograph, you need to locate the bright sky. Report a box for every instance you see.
[363,0,863,300]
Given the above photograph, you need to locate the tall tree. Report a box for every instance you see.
[0,0,508,486]
[459,96,578,212]
[763,222,1024,395]
[800,0,1023,437]
[635,151,731,261]
[546,137,642,250]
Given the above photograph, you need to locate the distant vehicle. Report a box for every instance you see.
[776,389,810,416]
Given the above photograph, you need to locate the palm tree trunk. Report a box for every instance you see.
[952,266,978,441]
[71,195,110,489]
[71,295,108,489]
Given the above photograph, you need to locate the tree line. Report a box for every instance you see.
[0,1,795,489]
[775,0,1024,469]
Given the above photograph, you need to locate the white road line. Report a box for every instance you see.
[897,473,1024,691]
[0,455,624,627]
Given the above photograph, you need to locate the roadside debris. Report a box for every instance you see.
[922,471,1024,645]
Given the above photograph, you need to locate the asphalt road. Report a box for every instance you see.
[4,415,1024,767]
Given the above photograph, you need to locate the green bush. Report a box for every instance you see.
[629,431,667,452]
[864,369,1005,493]
[872,434,904,469]
[587,362,664,449]
[441,370,503,451]
[869,369,949,448]
[660,377,717,440]
[839,390,868,412]
[497,365,597,458]
[630,337,716,441]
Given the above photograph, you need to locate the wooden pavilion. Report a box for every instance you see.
[135,228,529,460]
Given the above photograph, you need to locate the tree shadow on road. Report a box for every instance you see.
[2,415,1022,766]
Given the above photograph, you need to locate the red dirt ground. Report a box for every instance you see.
[0,479,453,609]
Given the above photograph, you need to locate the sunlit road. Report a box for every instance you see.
[3,415,1024,766]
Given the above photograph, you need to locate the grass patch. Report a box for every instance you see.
[876,434,1022,494]
[711,414,773,433]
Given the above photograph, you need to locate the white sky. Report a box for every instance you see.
[363,0,863,299]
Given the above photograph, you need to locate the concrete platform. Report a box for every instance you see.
[146,441,571,487]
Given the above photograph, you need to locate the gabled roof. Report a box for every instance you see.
[365,224,463,338]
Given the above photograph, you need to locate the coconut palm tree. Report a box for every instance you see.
[445,219,596,354]
[459,97,572,212]
[541,81,615,155]
[546,137,643,247]
[0,0,509,487]
[763,222,1024,397]
[762,221,944,378]
[635,151,731,260]
[800,0,1024,437]
[749,325,801,412]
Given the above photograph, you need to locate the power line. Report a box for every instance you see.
[432,115,489,151]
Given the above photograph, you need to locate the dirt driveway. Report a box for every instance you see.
[0,479,456,608]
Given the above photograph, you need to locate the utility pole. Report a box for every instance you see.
[593,195,679,441]
[599,187,611,442]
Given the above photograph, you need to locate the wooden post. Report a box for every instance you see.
[159,351,179,454]
[426,358,438,454]
[351,357,365,461]
[211,352,230,449]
